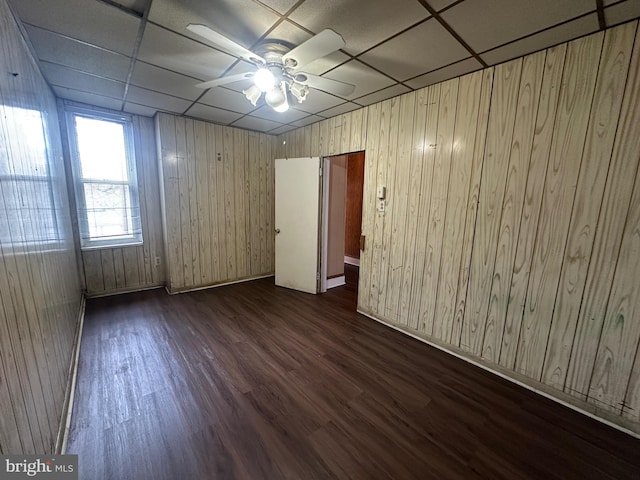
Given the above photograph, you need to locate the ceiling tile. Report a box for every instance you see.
[52,86,123,111]
[269,124,298,135]
[126,86,192,113]
[138,23,236,81]
[41,62,125,99]
[405,57,483,89]
[425,0,458,11]
[293,88,344,113]
[323,60,395,99]
[11,0,140,55]
[359,18,470,81]
[232,115,284,132]
[123,102,158,117]
[299,51,351,75]
[267,20,313,47]
[441,0,595,53]
[186,103,244,124]
[250,105,310,123]
[25,25,131,82]
[480,14,599,66]
[605,1,640,27]
[199,87,258,114]
[130,61,202,100]
[256,0,298,15]
[354,84,411,106]
[291,115,325,127]
[148,0,280,51]
[289,0,430,55]
[317,102,361,118]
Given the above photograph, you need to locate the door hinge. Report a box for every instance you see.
[316,271,321,280]
[360,234,366,251]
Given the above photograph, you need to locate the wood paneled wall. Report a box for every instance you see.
[0,0,82,453]
[60,102,166,297]
[278,21,640,430]
[156,113,276,293]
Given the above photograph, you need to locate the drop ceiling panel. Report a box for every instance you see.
[41,62,125,99]
[323,60,395,99]
[11,0,140,56]
[291,115,325,127]
[199,87,258,114]
[52,86,123,111]
[268,20,313,47]
[148,0,280,50]
[185,103,244,124]
[424,0,459,12]
[232,115,284,132]
[123,102,158,117]
[481,14,599,66]
[317,102,361,118]
[405,57,483,89]
[256,0,298,15]
[138,23,236,81]
[359,18,470,81]
[25,25,131,82]
[441,0,595,53]
[605,2,640,27]
[250,105,310,123]
[289,0,430,55]
[354,84,411,106]
[130,61,202,100]
[269,124,298,135]
[126,86,192,113]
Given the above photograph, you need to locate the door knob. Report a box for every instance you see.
[275,228,281,234]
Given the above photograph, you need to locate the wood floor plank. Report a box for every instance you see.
[67,270,640,479]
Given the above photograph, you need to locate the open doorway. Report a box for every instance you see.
[321,151,365,292]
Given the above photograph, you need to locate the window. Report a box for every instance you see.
[0,106,60,246]
[66,108,142,249]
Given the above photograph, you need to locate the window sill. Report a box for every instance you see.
[80,241,144,251]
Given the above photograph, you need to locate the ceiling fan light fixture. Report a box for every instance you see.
[290,82,309,103]
[253,67,275,92]
[242,85,262,106]
[266,83,289,112]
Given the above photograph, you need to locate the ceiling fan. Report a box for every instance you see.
[187,24,356,113]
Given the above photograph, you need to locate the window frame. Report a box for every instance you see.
[65,107,143,250]
[0,106,61,248]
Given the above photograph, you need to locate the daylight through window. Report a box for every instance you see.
[67,109,142,248]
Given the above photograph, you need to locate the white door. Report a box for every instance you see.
[275,156,321,294]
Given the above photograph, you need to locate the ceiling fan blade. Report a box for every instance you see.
[195,72,254,89]
[283,29,345,70]
[187,24,265,65]
[295,72,355,97]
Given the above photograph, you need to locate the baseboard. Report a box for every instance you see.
[85,284,164,299]
[56,295,86,454]
[344,256,360,266]
[356,308,640,439]
[166,273,275,294]
[327,275,346,289]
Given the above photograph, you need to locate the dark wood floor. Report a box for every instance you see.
[67,266,640,479]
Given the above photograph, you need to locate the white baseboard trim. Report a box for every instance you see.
[327,275,346,289]
[167,273,275,295]
[344,256,360,266]
[357,308,640,439]
[56,295,86,454]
